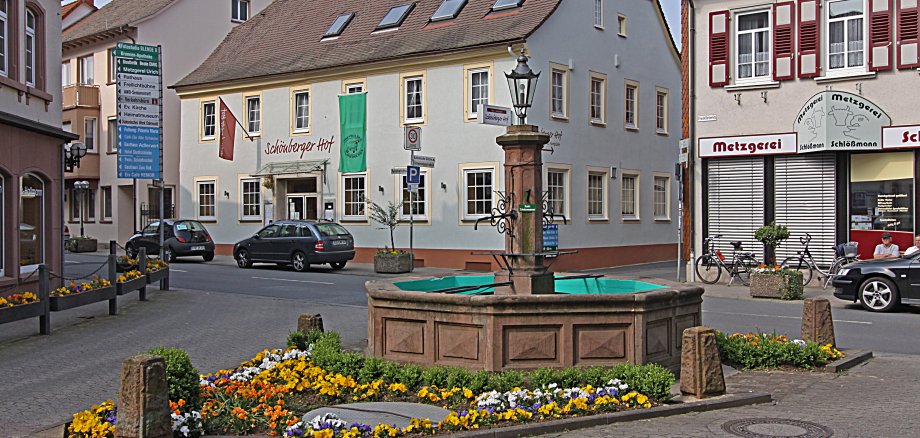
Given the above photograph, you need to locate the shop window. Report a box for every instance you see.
[850,152,913,237]
[399,172,427,221]
[20,173,44,271]
[735,10,771,82]
[342,173,366,220]
[827,0,865,72]
[240,178,261,220]
[462,168,494,220]
[197,180,216,221]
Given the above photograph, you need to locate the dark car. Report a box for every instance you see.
[125,219,215,262]
[832,253,920,312]
[233,221,355,272]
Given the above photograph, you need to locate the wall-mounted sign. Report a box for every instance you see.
[411,155,436,168]
[699,133,797,158]
[543,224,558,252]
[698,114,718,122]
[679,138,690,164]
[478,105,512,126]
[882,125,920,150]
[793,91,891,153]
[263,137,335,159]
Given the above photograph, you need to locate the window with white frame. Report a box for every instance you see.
[0,0,7,77]
[346,82,364,94]
[108,48,116,83]
[108,118,117,152]
[404,76,424,124]
[62,61,72,86]
[78,55,93,85]
[463,168,494,220]
[594,0,603,27]
[587,171,607,219]
[84,117,96,152]
[201,101,216,140]
[240,178,261,220]
[24,9,35,86]
[197,180,216,220]
[399,172,427,220]
[547,169,567,217]
[621,174,639,220]
[101,186,112,221]
[232,0,250,22]
[246,96,261,135]
[656,88,668,134]
[550,67,567,118]
[827,0,865,71]
[342,173,367,219]
[625,81,638,129]
[293,90,310,132]
[468,68,489,118]
[590,74,606,124]
[653,176,669,220]
[736,11,771,81]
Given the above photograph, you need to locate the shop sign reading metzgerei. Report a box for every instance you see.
[882,125,920,150]
[793,91,891,153]
[698,133,797,158]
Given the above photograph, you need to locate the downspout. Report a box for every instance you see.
[688,0,697,282]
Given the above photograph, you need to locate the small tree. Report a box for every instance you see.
[368,200,400,251]
[755,221,791,265]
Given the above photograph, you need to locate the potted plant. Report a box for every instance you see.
[68,236,98,253]
[116,270,147,296]
[368,201,412,274]
[750,222,799,298]
[145,258,170,284]
[754,221,791,265]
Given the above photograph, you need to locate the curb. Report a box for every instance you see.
[824,350,873,373]
[452,391,772,438]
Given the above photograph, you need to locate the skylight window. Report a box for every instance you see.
[377,3,415,29]
[325,13,355,37]
[492,0,524,11]
[431,0,467,21]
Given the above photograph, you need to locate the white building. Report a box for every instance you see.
[173,0,682,270]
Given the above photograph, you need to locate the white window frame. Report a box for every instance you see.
[200,100,216,141]
[653,174,670,221]
[24,9,35,87]
[549,62,568,119]
[342,173,368,221]
[291,87,311,134]
[196,179,217,221]
[396,170,428,221]
[78,54,93,85]
[545,166,571,220]
[107,117,117,152]
[231,0,250,22]
[62,61,71,86]
[621,172,640,221]
[0,0,7,77]
[402,73,425,125]
[345,82,365,94]
[587,168,609,221]
[624,80,639,130]
[108,48,116,83]
[589,72,606,125]
[461,167,495,221]
[245,95,261,136]
[240,177,261,221]
[655,87,669,135]
[466,66,491,120]
[101,186,112,221]
[734,9,772,84]
[83,117,96,152]
[594,0,604,28]
[825,0,867,74]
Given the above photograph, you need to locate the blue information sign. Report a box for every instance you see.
[543,224,559,252]
[407,165,421,184]
[117,125,161,179]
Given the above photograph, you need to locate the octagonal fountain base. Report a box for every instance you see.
[366,274,703,372]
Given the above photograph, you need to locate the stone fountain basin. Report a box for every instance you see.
[367,274,703,372]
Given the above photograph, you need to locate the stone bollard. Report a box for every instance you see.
[115,355,171,438]
[298,313,324,334]
[680,326,726,399]
[802,298,836,346]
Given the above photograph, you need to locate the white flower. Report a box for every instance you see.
[793,339,807,348]
[180,426,189,436]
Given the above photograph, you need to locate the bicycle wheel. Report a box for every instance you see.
[694,255,722,284]
[734,255,758,286]
[780,256,814,286]
[823,258,846,288]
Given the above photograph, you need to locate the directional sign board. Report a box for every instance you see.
[543,224,559,252]
[404,126,421,151]
[116,43,162,179]
[411,155,435,168]
[407,165,421,184]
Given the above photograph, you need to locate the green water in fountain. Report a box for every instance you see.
[393,275,665,295]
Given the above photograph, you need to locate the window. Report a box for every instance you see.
[258,224,279,238]
[85,187,95,220]
[108,118,117,152]
[736,11,771,81]
[293,89,310,132]
[107,48,116,83]
[403,75,424,124]
[62,61,72,86]
[69,187,81,221]
[101,186,112,221]
[197,180,216,220]
[399,172,427,220]
[462,168,494,220]
[624,81,638,129]
[240,178,261,220]
[378,3,415,30]
[589,73,606,124]
[655,88,668,134]
[0,176,3,276]
[547,169,567,218]
[231,0,249,22]
[0,0,7,77]
[345,82,364,94]
[617,14,627,36]
[587,171,607,220]
[621,173,639,220]
[550,63,568,118]
[324,13,354,38]
[342,173,367,219]
[594,0,604,28]
[78,55,93,85]
[201,101,216,140]
[246,96,261,135]
[24,8,35,86]
[653,176,669,220]
[492,0,524,11]
[467,67,489,119]
[431,0,467,21]
[83,117,96,152]
[20,174,43,270]
[827,0,865,71]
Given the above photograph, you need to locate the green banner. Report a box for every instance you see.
[338,93,367,173]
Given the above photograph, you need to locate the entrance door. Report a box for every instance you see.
[287,196,318,221]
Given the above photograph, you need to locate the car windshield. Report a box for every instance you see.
[316,223,350,237]
[175,221,207,232]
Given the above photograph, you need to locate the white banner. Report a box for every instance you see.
[699,133,797,158]
[883,125,920,149]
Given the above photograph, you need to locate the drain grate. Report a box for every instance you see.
[722,418,834,438]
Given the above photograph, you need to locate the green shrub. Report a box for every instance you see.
[357,357,387,383]
[715,331,838,370]
[420,366,451,388]
[147,346,201,410]
[605,364,676,401]
[327,352,365,377]
[287,330,309,350]
[444,367,474,389]
[468,371,492,394]
[310,331,343,371]
[394,364,424,388]
[488,370,525,392]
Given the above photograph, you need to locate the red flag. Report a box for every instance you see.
[219,98,236,161]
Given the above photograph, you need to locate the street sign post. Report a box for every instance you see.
[411,155,435,168]
[404,126,422,151]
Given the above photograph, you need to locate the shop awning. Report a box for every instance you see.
[251,160,327,177]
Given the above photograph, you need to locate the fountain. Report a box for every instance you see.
[366,53,702,372]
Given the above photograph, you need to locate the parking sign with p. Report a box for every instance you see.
[407,165,421,184]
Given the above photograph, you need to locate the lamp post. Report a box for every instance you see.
[74,180,90,238]
[505,51,540,125]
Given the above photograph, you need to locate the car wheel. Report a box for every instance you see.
[858,277,900,312]
[125,244,137,259]
[291,252,309,272]
[236,249,252,268]
[163,246,175,263]
[330,261,346,270]
[202,252,215,262]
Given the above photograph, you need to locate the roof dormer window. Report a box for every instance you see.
[377,3,415,30]
[431,0,467,22]
[492,0,524,11]
[324,12,354,38]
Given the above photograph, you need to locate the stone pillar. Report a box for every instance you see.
[298,313,324,333]
[680,326,725,399]
[115,355,171,438]
[801,298,836,346]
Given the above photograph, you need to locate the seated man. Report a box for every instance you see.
[874,232,900,259]
[905,235,920,256]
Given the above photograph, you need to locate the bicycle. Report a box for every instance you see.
[779,233,859,288]
[695,235,761,286]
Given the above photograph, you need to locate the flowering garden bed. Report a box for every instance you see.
[49,277,115,312]
[0,292,42,325]
[715,331,843,370]
[116,270,147,296]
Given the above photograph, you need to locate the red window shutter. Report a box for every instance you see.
[897,0,920,69]
[869,0,894,71]
[709,11,730,87]
[773,2,796,80]
[797,0,821,78]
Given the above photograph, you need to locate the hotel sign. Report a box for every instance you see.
[793,91,891,153]
[699,133,797,158]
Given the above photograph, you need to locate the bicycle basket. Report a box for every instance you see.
[843,242,858,258]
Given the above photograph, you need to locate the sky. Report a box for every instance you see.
[66,0,683,44]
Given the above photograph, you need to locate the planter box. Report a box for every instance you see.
[146,268,169,284]
[750,272,804,299]
[49,286,116,312]
[0,301,44,325]
[69,238,98,253]
[116,277,147,296]
[116,262,138,273]
[374,253,412,274]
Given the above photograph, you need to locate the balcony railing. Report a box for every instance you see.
[62,84,100,109]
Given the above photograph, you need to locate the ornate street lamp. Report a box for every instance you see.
[64,142,87,172]
[505,50,540,125]
[74,180,90,237]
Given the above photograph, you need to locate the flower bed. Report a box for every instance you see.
[715,331,843,370]
[0,292,43,325]
[0,292,38,309]
[116,270,147,296]
[146,259,169,284]
[50,277,115,312]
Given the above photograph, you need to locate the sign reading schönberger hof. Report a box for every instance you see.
[794,91,891,153]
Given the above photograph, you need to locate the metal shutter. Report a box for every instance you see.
[708,158,765,259]
[774,153,837,266]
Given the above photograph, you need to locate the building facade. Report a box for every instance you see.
[685,0,920,268]
[1,0,76,292]
[60,0,271,247]
[173,0,681,270]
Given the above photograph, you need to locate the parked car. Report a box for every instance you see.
[125,219,215,262]
[832,253,920,312]
[233,221,355,272]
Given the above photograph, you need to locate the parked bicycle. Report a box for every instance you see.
[695,235,761,286]
[779,233,859,287]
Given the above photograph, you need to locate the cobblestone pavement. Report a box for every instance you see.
[540,353,920,437]
[0,288,367,437]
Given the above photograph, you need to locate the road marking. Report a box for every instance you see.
[170,269,188,273]
[65,261,81,264]
[251,276,335,285]
[703,310,872,325]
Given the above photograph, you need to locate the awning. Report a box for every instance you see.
[251,160,327,177]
